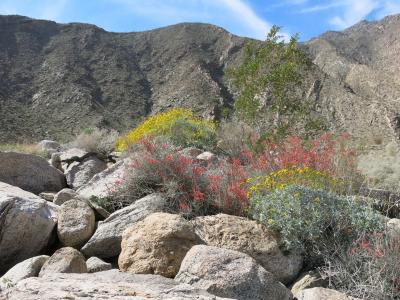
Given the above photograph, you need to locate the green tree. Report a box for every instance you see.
[226,26,318,138]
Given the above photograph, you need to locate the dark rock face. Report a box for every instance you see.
[0,15,244,143]
[0,14,399,143]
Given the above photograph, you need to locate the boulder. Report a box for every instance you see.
[53,188,77,206]
[81,194,166,258]
[57,200,96,248]
[290,271,327,297]
[86,257,112,273]
[297,287,354,300]
[0,256,49,290]
[77,159,127,199]
[39,192,56,202]
[175,245,292,300]
[196,151,216,162]
[0,182,58,274]
[65,156,107,189]
[1,270,231,299]
[38,140,60,154]
[0,152,67,194]
[118,212,203,278]
[179,147,203,158]
[58,148,88,162]
[191,214,303,284]
[38,247,87,277]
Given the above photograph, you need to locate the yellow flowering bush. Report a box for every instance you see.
[116,108,217,151]
[246,166,343,198]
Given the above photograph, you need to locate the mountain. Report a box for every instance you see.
[0,14,399,144]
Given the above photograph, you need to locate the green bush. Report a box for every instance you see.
[249,185,384,253]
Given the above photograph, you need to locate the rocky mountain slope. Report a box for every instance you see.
[0,14,399,144]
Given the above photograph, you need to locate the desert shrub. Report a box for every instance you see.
[216,121,257,158]
[358,141,400,191]
[321,233,400,299]
[248,185,384,253]
[105,137,248,216]
[239,133,361,194]
[246,166,343,197]
[71,127,118,156]
[116,108,216,151]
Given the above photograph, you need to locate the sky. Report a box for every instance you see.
[0,0,400,41]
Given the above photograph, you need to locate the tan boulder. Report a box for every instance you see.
[57,200,96,248]
[191,213,303,284]
[118,212,203,278]
[39,247,87,277]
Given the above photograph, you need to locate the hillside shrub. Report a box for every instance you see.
[71,127,118,156]
[106,138,248,216]
[321,233,400,299]
[248,185,384,253]
[358,141,400,191]
[116,108,216,151]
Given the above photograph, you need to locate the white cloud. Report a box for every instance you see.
[217,0,272,40]
[299,1,346,13]
[330,0,379,29]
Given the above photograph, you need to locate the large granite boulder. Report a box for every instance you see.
[81,194,166,258]
[0,256,49,290]
[191,214,303,284]
[175,245,292,300]
[65,156,107,189]
[1,270,231,299]
[38,247,87,277]
[0,182,58,274]
[77,159,127,199]
[57,200,96,248]
[118,212,203,278]
[0,152,66,194]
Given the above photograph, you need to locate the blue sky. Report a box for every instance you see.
[0,0,399,40]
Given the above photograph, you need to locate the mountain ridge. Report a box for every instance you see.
[0,14,399,144]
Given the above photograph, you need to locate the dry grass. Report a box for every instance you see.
[0,143,48,157]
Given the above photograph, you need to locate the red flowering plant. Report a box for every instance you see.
[109,137,248,216]
[321,232,400,299]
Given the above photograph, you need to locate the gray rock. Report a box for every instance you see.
[53,188,77,206]
[0,152,67,194]
[81,193,166,258]
[297,287,354,300]
[65,156,107,189]
[39,247,87,277]
[77,159,127,199]
[58,148,88,162]
[191,214,303,284]
[86,257,112,273]
[1,270,231,299]
[290,271,328,298]
[0,256,49,290]
[0,182,58,274]
[57,200,96,248]
[39,192,56,202]
[175,245,292,300]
